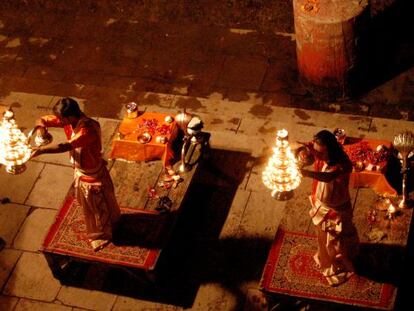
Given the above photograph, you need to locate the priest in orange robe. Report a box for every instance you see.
[31,97,120,251]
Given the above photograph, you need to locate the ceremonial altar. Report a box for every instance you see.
[42,111,206,283]
[109,111,179,167]
[344,138,397,197]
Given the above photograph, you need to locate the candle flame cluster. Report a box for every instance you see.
[0,109,31,173]
[262,129,301,193]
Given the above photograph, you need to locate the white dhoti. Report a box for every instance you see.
[74,164,120,241]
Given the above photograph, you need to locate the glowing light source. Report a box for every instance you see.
[0,109,32,174]
[262,129,301,200]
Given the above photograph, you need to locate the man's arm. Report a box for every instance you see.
[31,142,73,158]
[300,168,341,183]
[35,115,63,136]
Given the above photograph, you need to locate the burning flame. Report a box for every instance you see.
[262,129,301,193]
[0,109,32,172]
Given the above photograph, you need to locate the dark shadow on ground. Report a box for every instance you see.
[112,212,174,248]
[102,236,271,309]
[385,154,414,195]
[104,148,266,309]
[48,148,271,310]
[394,207,414,311]
[354,243,405,285]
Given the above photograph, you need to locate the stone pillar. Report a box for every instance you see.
[293,0,370,99]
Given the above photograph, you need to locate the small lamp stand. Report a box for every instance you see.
[393,131,414,209]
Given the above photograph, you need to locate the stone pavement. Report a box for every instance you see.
[0,2,414,311]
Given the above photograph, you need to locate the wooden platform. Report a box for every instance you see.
[42,132,209,283]
[262,139,412,310]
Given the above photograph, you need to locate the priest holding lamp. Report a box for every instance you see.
[31,97,120,251]
[299,130,359,286]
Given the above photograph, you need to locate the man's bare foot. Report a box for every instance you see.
[166,168,175,176]
[313,253,321,269]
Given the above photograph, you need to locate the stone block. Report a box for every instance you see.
[192,111,240,133]
[2,77,61,98]
[5,92,54,106]
[281,178,312,233]
[220,29,262,57]
[0,249,21,289]
[238,191,285,240]
[244,158,267,192]
[62,71,107,88]
[23,65,65,82]
[171,93,258,119]
[26,164,73,209]
[3,252,61,301]
[261,61,296,92]
[0,295,19,311]
[239,108,373,145]
[180,57,225,97]
[57,286,117,311]
[368,117,414,141]
[115,92,176,119]
[13,207,57,252]
[219,189,251,239]
[245,101,283,120]
[0,203,30,246]
[191,283,238,311]
[0,161,44,205]
[7,92,55,131]
[79,86,132,119]
[237,115,326,147]
[208,130,265,157]
[0,92,21,107]
[238,155,255,190]
[287,109,372,138]
[3,59,29,77]
[113,296,178,311]
[215,56,267,91]
[14,299,72,311]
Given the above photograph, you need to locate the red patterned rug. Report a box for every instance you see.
[261,230,396,310]
[42,196,173,270]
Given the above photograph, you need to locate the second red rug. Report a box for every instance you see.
[260,230,396,310]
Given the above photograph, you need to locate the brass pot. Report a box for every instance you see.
[175,109,193,132]
[295,146,314,167]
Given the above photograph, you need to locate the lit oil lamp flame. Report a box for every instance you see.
[262,129,301,200]
[0,109,32,174]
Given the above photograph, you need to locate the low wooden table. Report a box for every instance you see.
[344,138,397,197]
[42,130,207,283]
[109,111,178,167]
